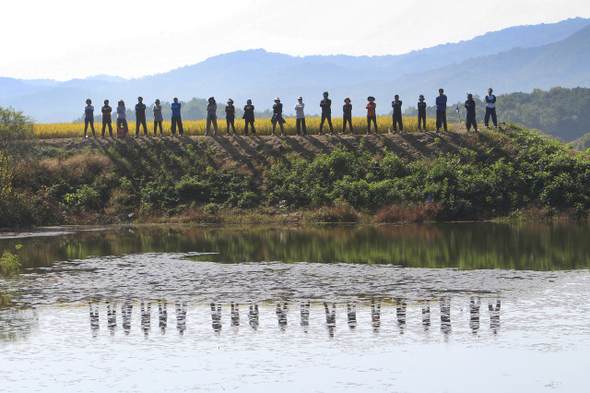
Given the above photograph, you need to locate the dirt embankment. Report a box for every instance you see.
[9,123,481,163]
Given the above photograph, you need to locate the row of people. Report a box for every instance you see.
[82,89,499,138]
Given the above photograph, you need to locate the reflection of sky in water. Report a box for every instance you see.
[1,270,589,391]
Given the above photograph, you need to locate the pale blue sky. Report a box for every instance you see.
[3,0,589,81]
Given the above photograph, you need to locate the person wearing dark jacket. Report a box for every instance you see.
[170,97,183,136]
[435,89,447,132]
[243,99,255,136]
[342,97,353,134]
[485,88,498,128]
[392,95,403,134]
[135,97,148,137]
[225,99,236,136]
[319,91,333,135]
[465,94,478,132]
[271,97,286,136]
[417,95,427,132]
[101,99,113,138]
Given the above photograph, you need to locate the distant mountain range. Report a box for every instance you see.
[1,17,589,123]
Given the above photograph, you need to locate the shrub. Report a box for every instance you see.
[0,107,35,140]
[0,245,22,277]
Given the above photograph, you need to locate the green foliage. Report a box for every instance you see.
[0,245,22,277]
[0,107,35,140]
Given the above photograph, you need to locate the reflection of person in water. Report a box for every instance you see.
[211,303,222,333]
[396,298,407,334]
[176,301,187,335]
[371,298,381,333]
[300,301,310,332]
[440,297,451,335]
[324,302,336,338]
[276,302,288,330]
[422,300,431,331]
[158,300,167,334]
[249,303,259,330]
[347,301,357,329]
[470,297,481,334]
[89,301,99,336]
[231,302,240,327]
[141,300,151,337]
[489,300,501,334]
[107,299,117,335]
[122,299,133,335]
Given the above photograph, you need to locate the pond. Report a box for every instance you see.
[0,223,589,392]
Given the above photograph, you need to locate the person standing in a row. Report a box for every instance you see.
[319,91,333,135]
[117,100,128,135]
[417,95,427,132]
[435,88,448,132]
[84,99,95,138]
[101,99,112,138]
[392,95,403,134]
[206,97,218,136]
[295,97,306,136]
[366,96,377,134]
[171,97,183,136]
[135,97,148,138]
[243,99,255,136]
[225,99,236,136]
[485,88,498,129]
[271,97,285,136]
[153,99,163,136]
[342,97,353,134]
[465,93,478,132]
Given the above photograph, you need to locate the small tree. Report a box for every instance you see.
[0,106,35,140]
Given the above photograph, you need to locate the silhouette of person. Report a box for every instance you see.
[211,303,222,333]
[243,99,256,136]
[206,97,218,136]
[300,301,310,333]
[485,88,498,128]
[249,303,259,330]
[276,302,288,330]
[89,301,99,336]
[435,88,448,132]
[271,97,286,136]
[324,302,336,338]
[158,299,167,334]
[141,300,151,337]
[422,300,431,331]
[319,91,333,135]
[470,297,481,334]
[396,298,407,334]
[371,297,381,333]
[347,301,357,329]
[342,98,353,134]
[176,301,187,335]
[231,302,240,327]
[107,299,117,335]
[122,299,133,335]
[366,96,378,134]
[391,95,403,133]
[440,297,451,335]
[135,96,148,138]
[489,300,501,334]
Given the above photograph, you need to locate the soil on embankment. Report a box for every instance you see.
[10,123,476,163]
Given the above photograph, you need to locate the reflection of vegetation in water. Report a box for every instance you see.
[1,223,590,271]
[0,307,38,343]
[0,244,22,277]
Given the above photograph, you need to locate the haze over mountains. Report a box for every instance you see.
[1,17,589,123]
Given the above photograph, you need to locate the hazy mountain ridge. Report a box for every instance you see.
[1,17,589,123]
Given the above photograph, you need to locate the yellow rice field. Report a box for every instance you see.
[33,116,439,139]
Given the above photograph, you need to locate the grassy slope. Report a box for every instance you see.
[2,123,589,227]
